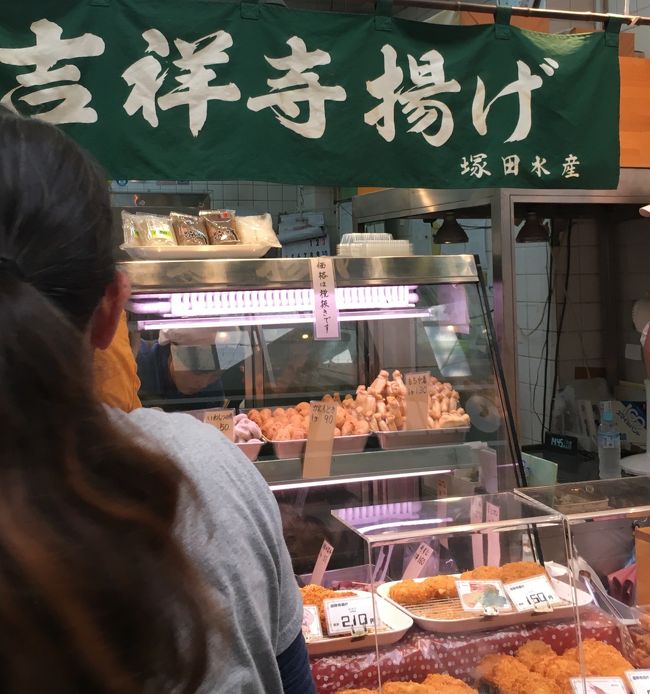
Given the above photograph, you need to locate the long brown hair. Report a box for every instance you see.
[0,110,211,692]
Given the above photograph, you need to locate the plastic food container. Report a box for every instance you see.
[376,427,470,450]
[271,434,369,460]
[377,576,592,635]
[236,441,263,462]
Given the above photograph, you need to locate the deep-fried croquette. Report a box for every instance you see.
[506,672,562,694]
[388,575,457,606]
[480,655,530,691]
[422,673,477,692]
[500,561,547,584]
[460,566,502,580]
[539,656,581,689]
[565,639,633,679]
[515,640,556,669]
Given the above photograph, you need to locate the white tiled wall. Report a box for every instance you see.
[110,179,301,220]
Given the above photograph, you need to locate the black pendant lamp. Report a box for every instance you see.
[516,212,549,243]
[434,212,468,245]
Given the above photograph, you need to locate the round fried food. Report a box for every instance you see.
[382,683,430,693]
[516,640,556,669]
[422,673,477,692]
[461,565,502,580]
[500,561,546,584]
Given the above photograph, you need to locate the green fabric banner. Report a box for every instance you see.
[0,1,620,188]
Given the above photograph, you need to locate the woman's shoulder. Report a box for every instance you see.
[107,406,272,505]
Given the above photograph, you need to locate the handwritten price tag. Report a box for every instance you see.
[301,606,323,642]
[404,371,430,430]
[303,401,337,479]
[571,677,628,694]
[504,574,562,613]
[324,595,381,637]
[627,670,650,693]
[310,540,334,586]
[203,408,234,441]
[436,478,448,498]
[402,542,434,579]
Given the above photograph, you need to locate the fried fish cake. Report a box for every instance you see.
[516,640,556,669]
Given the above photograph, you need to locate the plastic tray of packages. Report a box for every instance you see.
[376,576,592,635]
[120,242,272,260]
[303,590,413,656]
[376,426,470,450]
[336,240,413,257]
[271,433,369,460]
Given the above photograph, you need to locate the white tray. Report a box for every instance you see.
[305,590,413,656]
[271,434,369,460]
[120,242,272,260]
[377,576,592,634]
[376,426,470,450]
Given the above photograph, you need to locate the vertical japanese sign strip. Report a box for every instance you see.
[309,257,340,341]
[0,2,620,189]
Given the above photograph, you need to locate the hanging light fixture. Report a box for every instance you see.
[516,211,549,243]
[433,212,468,244]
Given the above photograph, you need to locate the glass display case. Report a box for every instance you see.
[121,254,523,492]
[518,477,650,692]
[308,490,586,692]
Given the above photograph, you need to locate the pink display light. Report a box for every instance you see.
[136,308,431,332]
[128,285,418,317]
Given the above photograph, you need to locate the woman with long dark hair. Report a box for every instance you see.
[0,109,312,693]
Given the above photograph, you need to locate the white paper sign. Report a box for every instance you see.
[627,670,650,694]
[456,579,512,613]
[309,257,340,340]
[571,677,628,694]
[504,574,562,612]
[301,605,323,641]
[470,496,484,567]
[203,408,234,441]
[402,542,434,580]
[486,501,501,567]
[324,595,381,636]
[311,540,334,586]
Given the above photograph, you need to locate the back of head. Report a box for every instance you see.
[0,110,211,693]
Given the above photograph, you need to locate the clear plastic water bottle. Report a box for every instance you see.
[598,401,621,479]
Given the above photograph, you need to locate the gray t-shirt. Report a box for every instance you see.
[109,407,302,694]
